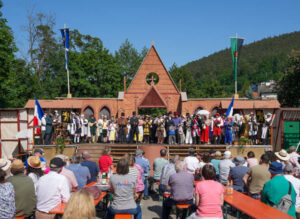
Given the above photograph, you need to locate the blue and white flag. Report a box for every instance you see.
[226,96,235,117]
[60,28,69,70]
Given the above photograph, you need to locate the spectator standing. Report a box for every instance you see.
[184,147,200,174]
[243,154,271,199]
[7,159,36,218]
[230,156,248,192]
[261,161,296,218]
[26,156,44,191]
[187,165,224,219]
[284,164,300,218]
[211,151,222,180]
[36,157,70,219]
[162,160,194,219]
[247,151,259,168]
[104,158,142,219]
[159,155,180,193]
[153,149,169,182]
[66,154,91,189]
[55,154,78,192]
[63,190,96,219]
[99,147,114,174]
[0,169,15,219]
[218,151,235,185]
[81,150,100,184]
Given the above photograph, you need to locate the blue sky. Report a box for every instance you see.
[2,0,300,68]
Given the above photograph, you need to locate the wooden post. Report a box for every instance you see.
[179,79,182,92]
[270,126,273,146]
[124,76,126,92]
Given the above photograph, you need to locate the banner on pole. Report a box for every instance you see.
[230,38,244,62]
[60,28,69,71]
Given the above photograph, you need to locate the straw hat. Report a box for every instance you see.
[11,159,24,170]
[275,149,290,161]
[0,158,11,172]
[28,156,42,169]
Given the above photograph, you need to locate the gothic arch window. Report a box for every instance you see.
[100,107,111,119]
[83,106,94,119]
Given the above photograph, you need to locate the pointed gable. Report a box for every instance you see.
[139,86,167,108]
[127,45,179,94]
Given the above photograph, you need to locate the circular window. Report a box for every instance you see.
[146,73,159,85]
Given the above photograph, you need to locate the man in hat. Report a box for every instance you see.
[80,114,88,143]
[130,111,139,144]
[0,158,11,178]
[261,113,272,145]
[89,114,97,143]
[229,156,248,192]
[224,116,233,145]
[172,112,182,144]
[7,159,36,218]
[243,154,271,199]
[248,112,258,145]
[97,113,104,143]
[165,111,173,144]
[275,149,291,168]
[36,157,70,218]
[117,112,127,144]
[218,151,235,185]
[261,161,296,217]
[45,111,55,145]
[213,113,223,144]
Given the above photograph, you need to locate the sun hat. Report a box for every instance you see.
[233,156,245,165]
[0,158,11,172]
[11,159,24,170]
[269,161,283,174]
[215,151,222,157]
[28,156,42,169]
[224,151,231,159]
[275,149,290,161]
[49,157,64,169]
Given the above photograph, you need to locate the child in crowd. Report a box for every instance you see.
[168,123,176,145]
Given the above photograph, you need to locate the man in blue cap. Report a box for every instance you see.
[261,161,296,217]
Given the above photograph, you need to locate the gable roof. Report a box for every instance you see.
[127,45,179,93]
[138,85,167,108]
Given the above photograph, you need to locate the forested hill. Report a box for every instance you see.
[180,31,300,97]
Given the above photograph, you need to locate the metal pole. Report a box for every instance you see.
[67,67,70,95]
[235,55,238,95]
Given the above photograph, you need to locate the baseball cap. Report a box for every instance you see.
[50,157,64,168]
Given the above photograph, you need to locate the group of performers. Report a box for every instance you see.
[39,110,273,145]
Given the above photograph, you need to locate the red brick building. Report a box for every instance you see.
[25,45,280,118]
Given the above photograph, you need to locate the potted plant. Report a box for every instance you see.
[55,135,65,154]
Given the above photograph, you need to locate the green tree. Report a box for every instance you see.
[277,51,300,107]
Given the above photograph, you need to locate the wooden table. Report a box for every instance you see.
[49,182,107,215]
[224,190,294,219]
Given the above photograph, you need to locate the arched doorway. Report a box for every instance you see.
[83,106,94,119]
[100,107,111,119]
[194,107,203,115]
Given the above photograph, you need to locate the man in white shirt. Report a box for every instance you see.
[183,148,199,174]
[41,112,47,144]
[289,146,300,170]
[35,157,70,219]
[284,164,300,217]
[218,150,235,185]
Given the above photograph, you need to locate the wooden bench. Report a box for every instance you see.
[224,190,295,219]
[176,204,191,219]
[114,214,132,219]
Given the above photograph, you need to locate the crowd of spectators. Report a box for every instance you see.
[1,145,300,218]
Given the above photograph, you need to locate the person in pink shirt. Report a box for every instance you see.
[126,154,145,193]
[247,151,259,169]
[188,164,224,219]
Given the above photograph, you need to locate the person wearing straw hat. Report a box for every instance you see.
[261,161,296,217]
[0,158,11,178]
[7,159,36,218]
[275,149,291,170]
[26,156,44,191]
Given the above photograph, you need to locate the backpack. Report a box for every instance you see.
[273,181,293,214]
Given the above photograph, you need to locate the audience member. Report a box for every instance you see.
[230,156,248,192]
[243,154,271,199]
[187,165,224,219]
[7,159,36,218]
[289,146,300,170]
[284,164,300,217]
[127,154,145,193]
[261,161,296,217]
[275,149,291,169]
[162,160,194,219]
[36,157,70,219]
[135,149,150,200]
[265,151,277,163]
[159,155,180,193]
[25,148,47,169]
[99,147,113,174]
[81,150,100,183]
[247,151,259,168]
[183,147,200,174]
[104,158,142,219]
[55,154,78,192]
[62,190,95,219]
[26,156,44,191]
[211,151,222,180]
[66,154,91,189]
[218,151,235,185]
[0,158,11,178]
[153,149,169,182]
[0,168,15,219]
